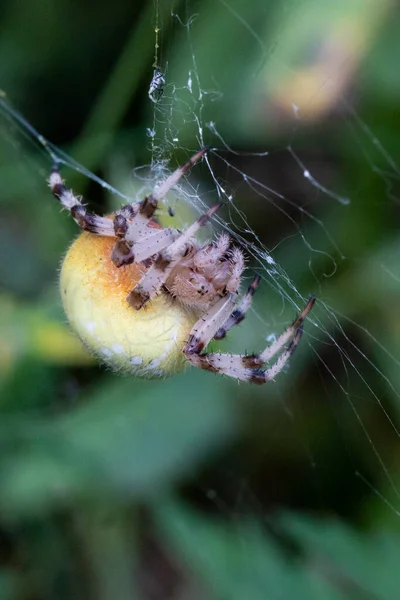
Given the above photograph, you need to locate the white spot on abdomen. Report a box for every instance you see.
[112,344,124,354]
[131,356,143,365]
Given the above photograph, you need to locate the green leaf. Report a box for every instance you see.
[281,512,400,600]
[0,369,240,517]
[61,370,239,495]
[155,498,346,600]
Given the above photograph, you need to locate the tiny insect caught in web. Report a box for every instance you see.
[49,147,315,383]
[148,68,166,103]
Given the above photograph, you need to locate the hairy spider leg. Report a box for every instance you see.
[225,247,246,293]
[112,227,180,267]
[49,165,115,236]
[117,147,209,243]
[183,296,315,384]
[185,293,236,353]
[127,201,223,310]
[193,233,231,270]
[214,275,261,340]
[190,234,245,297]
[160,201,224,263]
[255,295,316,364]
[50,148,209,255]
[111,147,209,265]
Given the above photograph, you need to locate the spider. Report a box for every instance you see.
[50,148,315,383]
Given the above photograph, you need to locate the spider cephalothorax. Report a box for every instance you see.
[50,148,315,383]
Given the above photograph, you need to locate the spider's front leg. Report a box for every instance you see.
[184,296,315,383]
[111,227,180,267]
[111,147,209,267]
[49,164,115,236]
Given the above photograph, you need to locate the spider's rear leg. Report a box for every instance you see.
[184,296,315,384]
[214,275,261,340]
[185,326,305,383]
[49,164,115,236]
[184,293,236,354]
[248,295,316,367]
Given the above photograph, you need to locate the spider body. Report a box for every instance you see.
[61,232,197,377]
[52,148,315,383]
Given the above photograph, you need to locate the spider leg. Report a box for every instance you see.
[184,293,236,354]
[183,296,315,384]
[193,233,231,269]
[255,295,316,364]
[127,201,222,310]
[111,227,180,267]
[49,165,115,235]
[190,238,245,302]
[225,247,245,293]
[161,202,223,262]
[214,275,261,340]
[152,147,209,203]
[115,147,209,245]
[127,253,181,309]
[184,327,304,383]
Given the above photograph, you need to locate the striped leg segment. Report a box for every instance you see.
[184,296,315,384]
[161,202,224,263]
[50,147,209,251]
[49,165,115,235]
[184,293,236,354]
[111,228,180,268]
[127,201,223,310]
[214,275,261,340]
[257,295,316,364]
[112,147,210,249]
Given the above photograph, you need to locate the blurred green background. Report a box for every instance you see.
[1,0,400,598]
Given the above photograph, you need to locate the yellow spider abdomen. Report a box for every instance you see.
[60,231,198,378]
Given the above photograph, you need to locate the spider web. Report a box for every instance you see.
[0,0,400,596]
[0,0,398,510]
[141,0,400,520]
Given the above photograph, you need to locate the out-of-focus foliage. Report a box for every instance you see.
[0,0,400,598]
